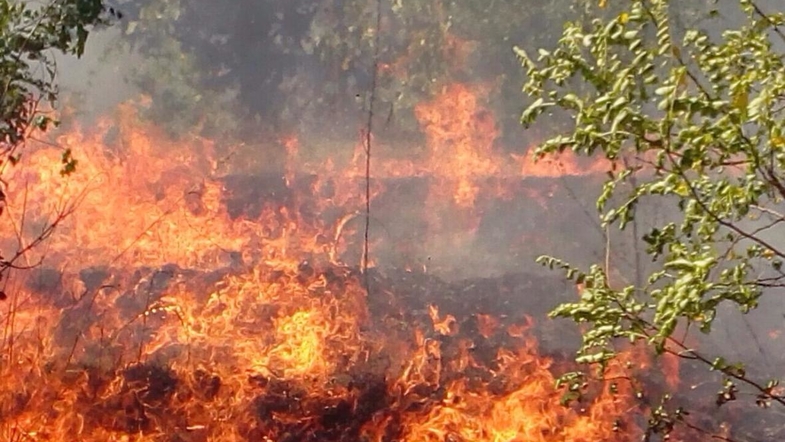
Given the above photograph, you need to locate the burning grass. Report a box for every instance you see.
[0,85,724,441]
[0,262,644,441]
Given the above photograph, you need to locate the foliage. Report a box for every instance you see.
[115,0,320,138]
[110,0,238,138]
[0,0,117,289]
[114,0,590,141]
[0,0,118,174]
[520,0,785,438]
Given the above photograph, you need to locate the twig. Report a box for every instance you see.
[625,158,644,289]
[605,224,611,278]
[679,420,739,442]
[137,270,165,363]
[751,204,785,220]
[653,316,785,407]
[740,314,772,372]
[751,1,785,45]
[362,0,382,293]
[109,208,176,266]
[664,151,785,261]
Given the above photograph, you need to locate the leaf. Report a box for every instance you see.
[60,149,78,176]
[655,85,675,96]
[611,109,628,134]
[732,88,749,113]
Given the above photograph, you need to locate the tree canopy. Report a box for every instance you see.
[112,0,595,142]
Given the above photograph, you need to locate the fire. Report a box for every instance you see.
[517,149,614,178]
[0,86,654,441]
[415,83,500,208]
[395,318,637,442]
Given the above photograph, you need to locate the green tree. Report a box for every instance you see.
[0,0,118,286]
[521,0,785,439]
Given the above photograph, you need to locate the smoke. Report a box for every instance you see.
[33,2,658,282]
[45,0,785,365]
[54,26,140,121]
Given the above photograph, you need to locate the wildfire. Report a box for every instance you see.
[415,83,500,208]
[0,86,648,441]
[394,316,637,442]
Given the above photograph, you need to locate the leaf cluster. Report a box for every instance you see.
[521,0,785,421]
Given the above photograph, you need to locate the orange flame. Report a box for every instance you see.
[0,89,662,440]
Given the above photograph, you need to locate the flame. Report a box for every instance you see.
[517,149,614,178]
[415,83,500,208]
[395,328,637,442]
[0,88,660,440]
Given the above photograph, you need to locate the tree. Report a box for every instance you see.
[0,0,118,287]
[114,0,591,143]
[520,0,785,439]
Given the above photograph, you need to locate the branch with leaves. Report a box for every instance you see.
[520,0,785,439]
[0,0,118,292]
